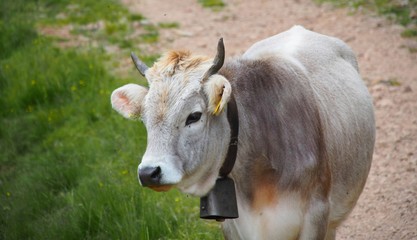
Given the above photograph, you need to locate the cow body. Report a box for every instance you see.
[111,26,375,239]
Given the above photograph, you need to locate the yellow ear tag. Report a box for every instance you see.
[213,100,222,115]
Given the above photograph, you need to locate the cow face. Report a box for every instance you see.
[111,50,232,196]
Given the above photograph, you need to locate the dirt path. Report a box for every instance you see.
[123,0,417,239]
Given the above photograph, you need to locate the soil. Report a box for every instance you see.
[44,0,417,238]
[121,0,417,239]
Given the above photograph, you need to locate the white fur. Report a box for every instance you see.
[223,194,304,240]
[243,25,309,74]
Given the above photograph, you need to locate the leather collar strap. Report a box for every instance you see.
[219,94,239,177]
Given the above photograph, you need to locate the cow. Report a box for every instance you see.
[110,25,375,240]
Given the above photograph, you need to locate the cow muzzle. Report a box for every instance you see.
[137,166,173,192]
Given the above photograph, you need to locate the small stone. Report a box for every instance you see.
[403,86,412,93]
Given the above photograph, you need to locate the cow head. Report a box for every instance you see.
[111,39,233,196]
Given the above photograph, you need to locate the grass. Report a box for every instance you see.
[37,0,131,25]
[315,0,417,38]
[0,0,222,239]
[198,0,226,10]
[36,0,161,53]
[159,22,180,29]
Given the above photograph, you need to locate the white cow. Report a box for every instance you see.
[111,26,375,239]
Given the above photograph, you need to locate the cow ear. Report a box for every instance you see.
[203,75,232,116]
[111,84,148,120]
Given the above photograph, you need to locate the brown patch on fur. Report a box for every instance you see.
[185,55,210,70]
[213,85,223,104]
[165,50,191,68]
[148,185,173,192]
[251,156,279,211]
[317,118,332,198]
[252,182,279,211]
[204,77,226,113]
[155,85,169,123]
[152,50,211,79]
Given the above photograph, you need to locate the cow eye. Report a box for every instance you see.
[185,112,202,126]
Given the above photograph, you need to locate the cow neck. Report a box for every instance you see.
[219,93,239,177]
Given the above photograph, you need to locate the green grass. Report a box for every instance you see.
[198,0,225,10]
[141,25,160,43]
[38,0,131,25]
[36,0,161,52]
[315,0,417,38]
[159,22,180,29]
[0,0,222,239]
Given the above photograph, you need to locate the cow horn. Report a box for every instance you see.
[130,52,149,77]
[203,38,225,81]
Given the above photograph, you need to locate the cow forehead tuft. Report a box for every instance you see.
[148,50,211,80]
[142,51,211,123]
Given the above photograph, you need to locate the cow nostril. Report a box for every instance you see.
[150,166,161,180]
[139,166,162,187]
